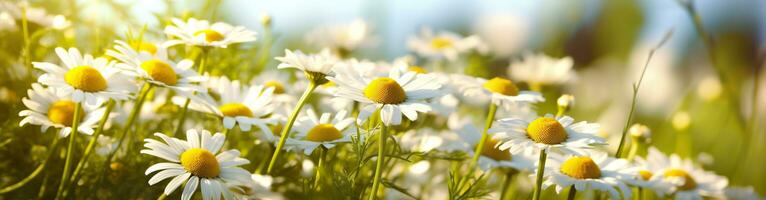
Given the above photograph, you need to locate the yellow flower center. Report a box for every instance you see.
[430,37,453,49]
[483,77,519,96]
[526,117,567,144]
[47,100,83,126]
[363,77,406,104]
[140,59,178,85]
[639,170,653,181]
[269,123,283,137]
[194,29,224,42]
[219,103,253,117]
[560,156,601,179]
[479,138,512,161]
[663,168,697,190]
[64,66,107,92]
[321,81,336,88]
[264,80,285,94]
[180,148,220,178]
[408,66,427,74]
[137,42,158,55]
[306,124,343,142]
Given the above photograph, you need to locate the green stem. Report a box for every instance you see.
[458,103,497,192]
[499,171,516,200]
[21,6,33,81]
[67,100,115,188]
[157,193,166,200]
[55,102,82,200]
[627,139,641,161]
[567,185,577,200]
[0,137,61,194]
[638,187,643,200]
[104,84,152,169]
[532,149,548,200]
[174,48,209,137]
[313,146,327,191]
[266,83,317,174]
[368,123,388,200]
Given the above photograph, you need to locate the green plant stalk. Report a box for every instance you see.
[21,5,33,81]
[627,138,642,161]
[567,185,577,200]
[615,29,673,158]
[174,48,210,137]
[499,171,516,200]
[157,193,166,200]
[0,137,61,194]
[313,146,327,191]
[104,84,152,168]
[266,83,317,174]
[55,103,83,200]
[368,123,388,200]
[532,149,548,200]
[67,100,115,188]
[458,103,497,193]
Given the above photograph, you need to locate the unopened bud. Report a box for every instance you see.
[629,123,651,143]
[260,13,272,28]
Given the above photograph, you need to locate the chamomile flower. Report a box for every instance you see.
[509,53,575,86]
[491,114,605,155]
[164,17,256,48]
[305,19,374,56]
[275,49,338,84]
[450,115,536,171]
[285,108,355,155]
[142,129,251,200]
[641,147,728,199]
[34,47,133,107]
[19,83,107,137]
[230,174,284,200]
[107,40,205,92]
[329,61,443,126]
[178,76,275,132]
[408,27,487,61]
[542,151,634,199]
[452,74,544,110]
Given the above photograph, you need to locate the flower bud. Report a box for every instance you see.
[557,94,575,114]
[260,13,272,28]
[629,123,651,143]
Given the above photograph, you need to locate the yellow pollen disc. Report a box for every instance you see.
[363,77,406,104]
[430,37,453,49]
[663,168,697,190]
[639,170,653,181]
[306,124,343,142]
[479,138,512,161]
[194,29,224,42]
[140,59,178,85]
[180,148,220,178]
[483,77,519,96]
[137,42,158,55]
[526,117,568,145]
[64,66,107,92]
[47,100,83,126]
[560,156,601,179]
[269,123,283,137]
[219,103,254,117]
[321,81,336,88]
[408,66,427,74]
[264,80,285,94]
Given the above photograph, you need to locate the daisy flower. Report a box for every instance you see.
[164,17,256,48]
[641,147,728,199]
[19,83,106,137]
[107,40,205,92]
[142,129,251,200]
[275,49,338,84]
[34,47,133,107]
[452,74,544,110]
[328,60,443,126]
[177,76,275,132]
[509,53,575,86]
[542,151,634,199]
[250,70,299,116]
[491,114,605,155]
[285,108,355,155]
[449,115,537,171]
[229,174,284,200]
[305,19,374,57]
[407,27,487,61]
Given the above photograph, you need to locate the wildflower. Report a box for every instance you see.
[19,83,107,137]
[408,27,487,61]
[107,40,206,93]
[509,53,574,87]
[491,114,605,154]
[164,17,257,48]
[641,147,728,199]
[542,151,635,199]
[34,47,133,107]
[629,123,651,143]
[142,129,251,200]
[230,174,284,200]
[285,108,355,155]
[275,49,338,85]
[452,74,544,110]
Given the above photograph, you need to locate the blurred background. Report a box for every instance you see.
[1,0,765,197]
